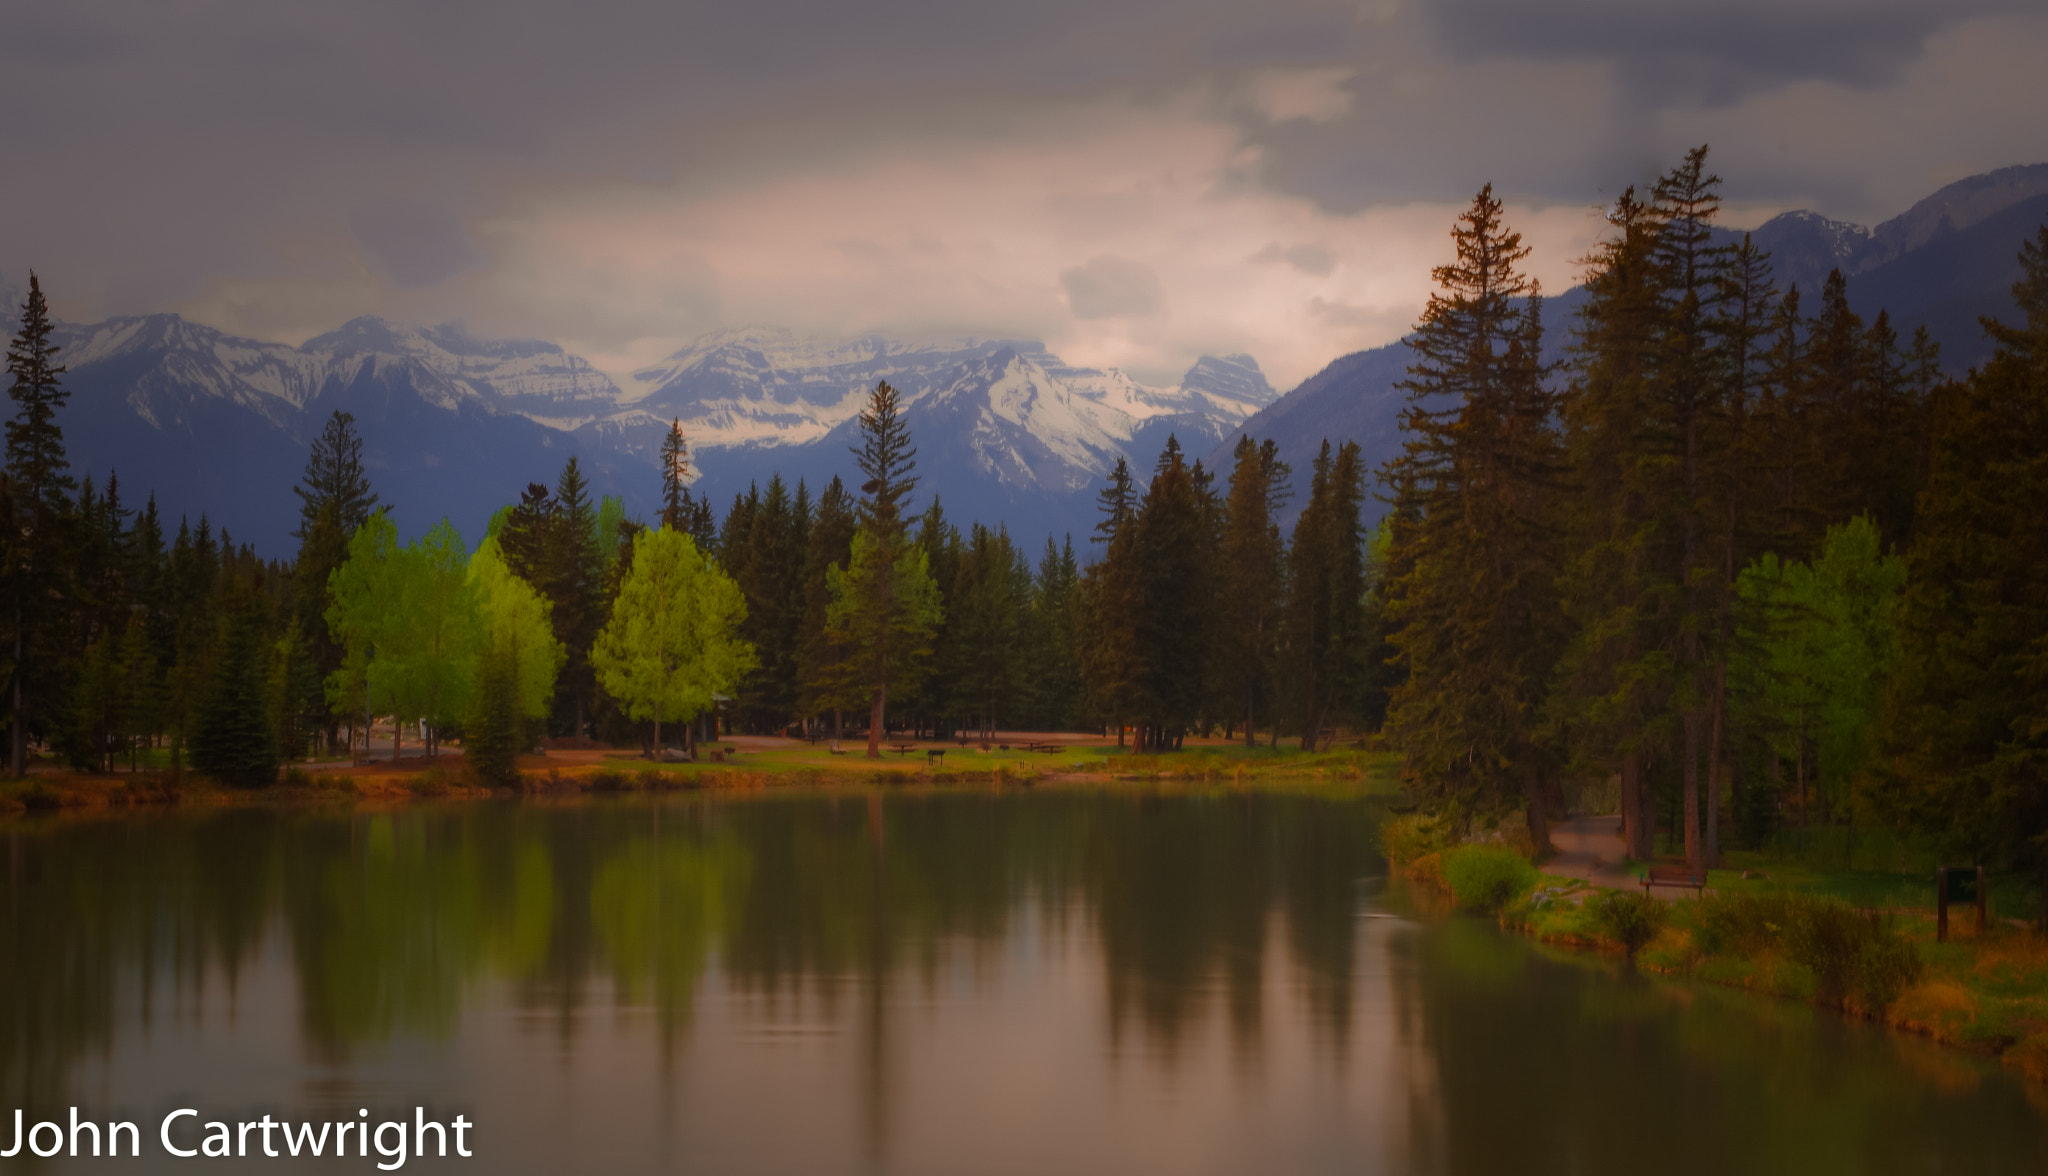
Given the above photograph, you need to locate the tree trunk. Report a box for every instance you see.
[10,617,23,777]
[866,687,886,758]
[1706,667,1726,866]
[1621,750,1652,860]
[1523,767,1553,856]
[393,717,401,764]
[1683,709,1703,876]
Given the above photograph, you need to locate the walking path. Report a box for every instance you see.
[1542,814,1717,901]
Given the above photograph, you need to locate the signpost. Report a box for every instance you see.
[1936,865,1987,942]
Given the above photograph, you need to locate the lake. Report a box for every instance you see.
[4,788,2044,1172]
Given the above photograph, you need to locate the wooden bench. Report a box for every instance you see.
[892,744,917,756]
[1640,867,1706,895]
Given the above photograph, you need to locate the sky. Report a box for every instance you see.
[4,0,2045,392]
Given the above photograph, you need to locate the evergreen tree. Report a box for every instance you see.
[1552,187,1669,859]
[1125,439,1214,750]
[797,476,861,738]
[291,410,379,751]
[189,577,278,787]
[660,418,692,531]
[466,645,522,785]
[550,456,604,739]
[4,272,75,775]
[1877,224,2048,923]
[1218,436,1287,745]
[1025,535,1083,732]
[829,381,942,756]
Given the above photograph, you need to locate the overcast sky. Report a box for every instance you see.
[4,0,2044,390]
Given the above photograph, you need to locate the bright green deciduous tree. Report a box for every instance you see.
[471,536,565,723]
[325,514,485,760]
[591,527,754,753]
[1734,515,1904,842]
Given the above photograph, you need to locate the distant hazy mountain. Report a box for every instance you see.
[20,163,2042,555]
[1208,163,2048,527]
[593,329,1278,542]
[52,314,642,553]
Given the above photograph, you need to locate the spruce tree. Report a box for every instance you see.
[1552,188,1668,859]
[292,410,379,752]
[830,381,941,756]
[1377,185,1563,841]
[660,418,692,531]
[1218,436,1287,745]
[4,272,75,775]
[797,476,860,738]
[189,579,279,787]
[1877,224,2048,924]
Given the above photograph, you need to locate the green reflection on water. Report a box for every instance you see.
[4,788,2045,1174]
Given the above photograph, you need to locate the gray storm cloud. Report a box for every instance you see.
[1,0,2043,384]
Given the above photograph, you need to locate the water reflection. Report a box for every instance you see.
[3,791,2043,1174]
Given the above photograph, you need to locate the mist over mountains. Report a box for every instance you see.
[16,163,2047,555]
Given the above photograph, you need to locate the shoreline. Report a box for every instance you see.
[1393,822,2048,1087]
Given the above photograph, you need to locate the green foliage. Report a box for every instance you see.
[1733,515,1904,822]
[1692,890,1923,1010]
[1877,224,2048,921]
[1381,184,1561,816]
[1441,844,1538,913]
[825,525,942,711]
[190,585,279,787]
[1588,890,1668,958]
[324,514,486,752]
[591,527,755,747]
[465,646,521,786]
[470,536,563,722]
[1378,812,1452,867]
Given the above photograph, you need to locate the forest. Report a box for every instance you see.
[3,146,2044,908]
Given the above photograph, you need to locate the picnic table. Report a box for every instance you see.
[1023,741,1066,754]
[892,743,918,756]
[926,749,946,766]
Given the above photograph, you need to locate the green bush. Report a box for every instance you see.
[1442,844,1537,913]
[1858,922,1924,1014]
[1379,813,1452,867]
[1589,890,1668,958]
[1694,891,1922,1011]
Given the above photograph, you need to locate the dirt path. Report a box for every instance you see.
[1544,815,1717,901]
[1544,814,1637,888]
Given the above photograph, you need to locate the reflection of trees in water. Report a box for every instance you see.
[0,812,279,1111]
[1086,793,1376,1064]
[1392,920,2048,1176]
[1,791,1385,1128]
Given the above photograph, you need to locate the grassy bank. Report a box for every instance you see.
[0,744,1407,813]
[1388,817,2048,1085]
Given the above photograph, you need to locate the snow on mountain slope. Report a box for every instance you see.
[303,316,624,426]
[55,314,326,429]
[611,327,1274,470]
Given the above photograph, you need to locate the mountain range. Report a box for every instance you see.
[12,163,2046,555]
[1209,163,2048,527]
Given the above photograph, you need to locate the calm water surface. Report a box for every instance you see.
[4,789,2045,1173]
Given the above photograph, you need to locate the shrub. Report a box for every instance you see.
[1379,813,1452,867]
[1698,891,1922,1012]
[1442,844,1537,913]
[1590,890,1668,958]
[1858,923,1924,1014]
[587,768,630,792]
